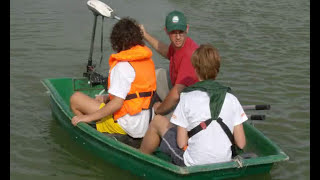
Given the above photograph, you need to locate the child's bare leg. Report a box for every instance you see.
[70,91,101,116]
[140,115,172,154]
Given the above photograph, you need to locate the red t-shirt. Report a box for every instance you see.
[167,37,199,87]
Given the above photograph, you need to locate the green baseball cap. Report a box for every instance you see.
[165,10,187,32]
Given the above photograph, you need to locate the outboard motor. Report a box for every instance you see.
[84,0,120,87]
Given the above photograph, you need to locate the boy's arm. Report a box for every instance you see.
[177,125,188,149]
[71,96,123,125]
[233,123,246,149]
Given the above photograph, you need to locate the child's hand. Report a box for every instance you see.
[95,95,105,103]
[71,115,88,126]
[95,94,109,103]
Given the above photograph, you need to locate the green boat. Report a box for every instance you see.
[41,1,288,179]
[41,77,289,180]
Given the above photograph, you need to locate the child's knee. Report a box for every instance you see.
[151,115,170,135]
[70,92,82,106]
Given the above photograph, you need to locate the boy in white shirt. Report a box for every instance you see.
[140,44,247,166]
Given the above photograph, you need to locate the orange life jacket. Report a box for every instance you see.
[108,45,157,120]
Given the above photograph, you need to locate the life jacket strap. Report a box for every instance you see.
[122,91,158,123]
[216,118,235,144]
[216,118,241,157]
[187,117,241,157]
[125,91,154,100]
[187,118,213,138]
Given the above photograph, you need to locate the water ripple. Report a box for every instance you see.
[11,0,309,179]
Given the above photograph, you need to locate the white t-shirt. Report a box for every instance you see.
[108,62,150,138]
[170,90,248,166]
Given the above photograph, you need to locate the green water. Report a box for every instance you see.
[10,0,309,179]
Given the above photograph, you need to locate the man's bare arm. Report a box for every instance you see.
[153,84,186,115]
[140,24,169,59]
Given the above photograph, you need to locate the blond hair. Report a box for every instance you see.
[191,44,220,80]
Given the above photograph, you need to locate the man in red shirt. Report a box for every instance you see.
[140,10,199,116]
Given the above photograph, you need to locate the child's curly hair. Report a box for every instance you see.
[110,17,145,52]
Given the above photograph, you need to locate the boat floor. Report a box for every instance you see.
[103,133,142,149]
[88,123,142,149]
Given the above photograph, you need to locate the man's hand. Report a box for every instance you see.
[139,24,147,38]
[153,102,162,114]
[153,84,186,115]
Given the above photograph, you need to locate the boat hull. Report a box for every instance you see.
[42,77,289,180]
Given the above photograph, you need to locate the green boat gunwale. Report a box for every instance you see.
[42,78,188,174]
[41,77,289,176]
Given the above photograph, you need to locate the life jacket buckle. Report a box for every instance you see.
[200,121,207,129]
[135,91,140,98]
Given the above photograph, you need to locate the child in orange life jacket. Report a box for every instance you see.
[69,17,156,138]
[139,44,247,166]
